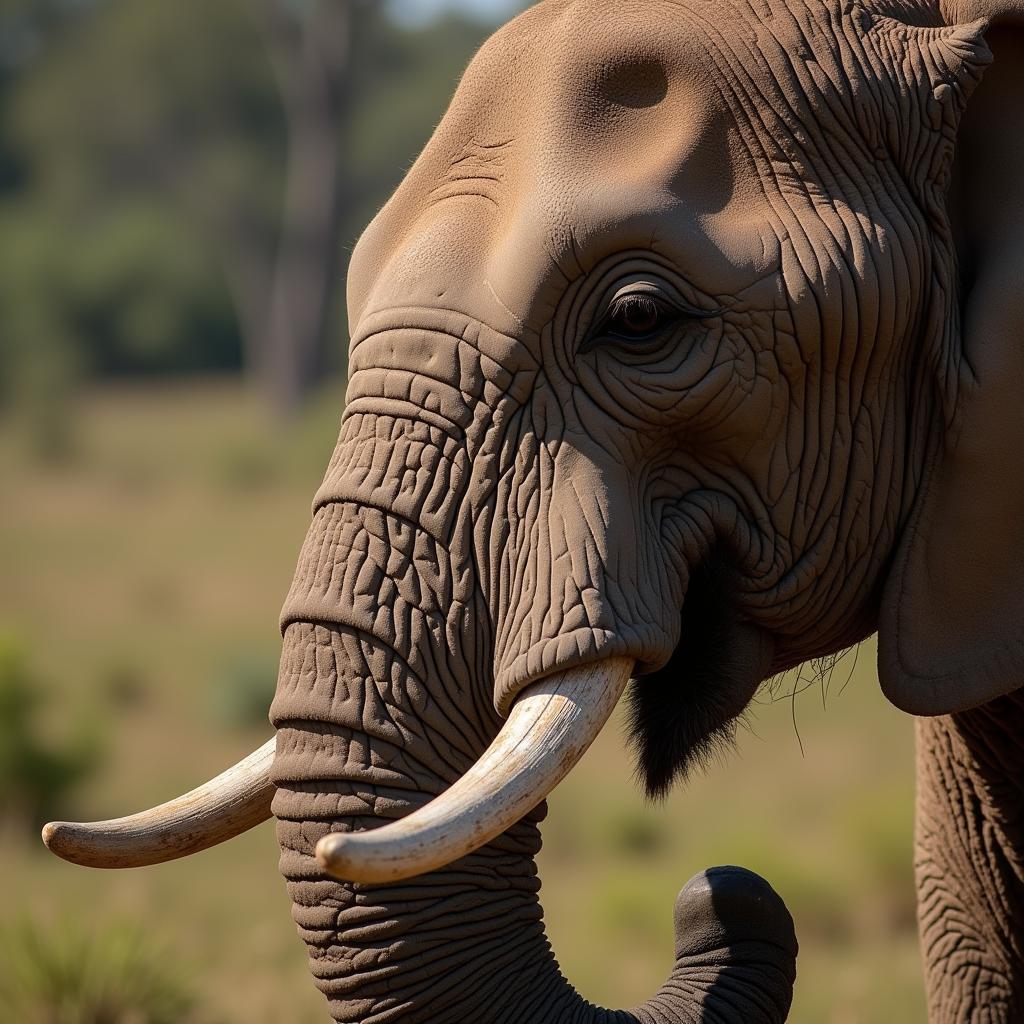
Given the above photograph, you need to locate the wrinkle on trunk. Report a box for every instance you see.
[272,556,795,1022]
[272,620,795,1024]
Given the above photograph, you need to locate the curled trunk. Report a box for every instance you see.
[271,484,796,1022]
[273,642,795,1021]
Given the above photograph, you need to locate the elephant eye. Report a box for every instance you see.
[605,294,673,341]
[581,284,717,353]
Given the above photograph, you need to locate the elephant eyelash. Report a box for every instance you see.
[583,292,719,352]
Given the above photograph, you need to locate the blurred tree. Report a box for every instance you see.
[0,0,510,420]
[253,0,352,416]
[5,0,283,372]
[0,0,84,192]
[0,634,101,831]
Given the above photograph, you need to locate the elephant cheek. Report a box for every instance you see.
[487,444,685,716]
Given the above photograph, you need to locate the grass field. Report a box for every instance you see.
[1,381,924,1023]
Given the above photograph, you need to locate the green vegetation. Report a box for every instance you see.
[0,0,506,427]
[0,384,925,1023]
[0,633,102,829]
[0,918,208,1024]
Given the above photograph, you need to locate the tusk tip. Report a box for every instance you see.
[41,820,76,859]
[315,832,359,880]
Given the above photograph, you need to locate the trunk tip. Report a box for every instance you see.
[666,867,797,1023]
[676,865,798,962]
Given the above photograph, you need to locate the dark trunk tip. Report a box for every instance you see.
[669,865,798,1022]
[676,866,796,959]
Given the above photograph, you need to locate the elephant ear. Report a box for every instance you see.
[877,4,1024,715]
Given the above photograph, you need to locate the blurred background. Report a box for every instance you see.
[0,1,922,1021]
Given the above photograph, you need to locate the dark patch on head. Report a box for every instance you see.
[598,57,669,109]
[626,557,774,800]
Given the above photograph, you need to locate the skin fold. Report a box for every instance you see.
[42,0,1024,1021]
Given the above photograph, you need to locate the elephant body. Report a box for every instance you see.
[268,0,1024,1019]
[44,0,1024,1020]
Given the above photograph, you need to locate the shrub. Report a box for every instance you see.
[209,653,276,731]
[0,918,209,1024]
[0,632,102,829]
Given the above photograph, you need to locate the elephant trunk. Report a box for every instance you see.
[271,612,795,1023]
[268,442,796,1022]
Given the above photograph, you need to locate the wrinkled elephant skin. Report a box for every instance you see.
[42,1,1024,1021]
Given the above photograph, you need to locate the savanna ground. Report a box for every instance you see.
[1,381,923,1023]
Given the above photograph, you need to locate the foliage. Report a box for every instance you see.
[209,653,277,731]
[0,632,102,829]
[9,0,283,212]
[0,0,266,389]
[0,0,511,424]
[0,202,239,387]
[0,918,208,1024]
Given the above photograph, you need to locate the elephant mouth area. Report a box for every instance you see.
[626,559,774,799]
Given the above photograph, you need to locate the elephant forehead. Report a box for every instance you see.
[349,0,798,329]
[486,3,783,303]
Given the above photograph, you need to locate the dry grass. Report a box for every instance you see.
[1,381,924,1023]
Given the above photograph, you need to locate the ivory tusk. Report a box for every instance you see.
[42,737,276,868]
[315,657,634,884]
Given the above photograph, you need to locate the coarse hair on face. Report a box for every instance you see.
[626,554,767,799]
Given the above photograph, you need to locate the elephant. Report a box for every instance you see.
[41,0,1024,1020]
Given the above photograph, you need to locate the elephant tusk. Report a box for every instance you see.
[41,738,276,868]
[316,656,634,884]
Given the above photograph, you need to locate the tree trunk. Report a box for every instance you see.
[255,0,351,417]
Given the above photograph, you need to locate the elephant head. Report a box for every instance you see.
[43,0,1024,1020]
